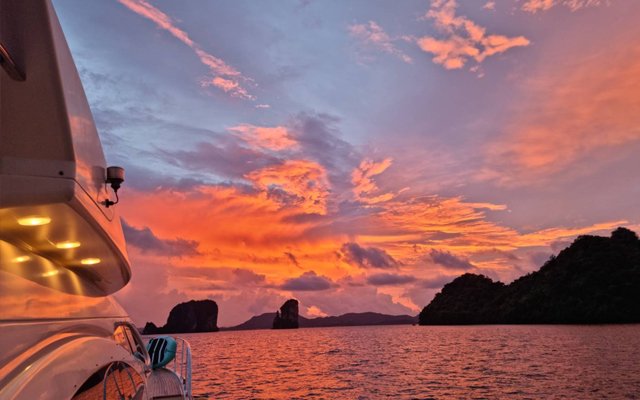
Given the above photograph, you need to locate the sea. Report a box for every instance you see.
[184,324,640,399]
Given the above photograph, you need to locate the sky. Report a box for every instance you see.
[53,0,640,326]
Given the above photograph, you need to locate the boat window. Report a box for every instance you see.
[114,323,147,363]
[71,361,145,400]
[114,325,136,354]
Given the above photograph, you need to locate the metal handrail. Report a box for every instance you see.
[165,337,192,400]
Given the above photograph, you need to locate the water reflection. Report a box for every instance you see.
[187,325,640,399]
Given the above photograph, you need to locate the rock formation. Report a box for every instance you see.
[420,228,640,325]
[143,299,219,334]
[273,299,299,329]
[142,322,160,334]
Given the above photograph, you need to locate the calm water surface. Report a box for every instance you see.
[184,325,640,399]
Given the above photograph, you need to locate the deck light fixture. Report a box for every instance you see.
[55,241,81,249]
[18,216,51,226]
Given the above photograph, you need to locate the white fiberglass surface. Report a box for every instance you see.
[0,265,126,321]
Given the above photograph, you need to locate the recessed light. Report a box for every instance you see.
[18,216,51,226]
[55,241,81,249]
[81,258,101,265]
[12,256,31,263]
[41,270,60,277]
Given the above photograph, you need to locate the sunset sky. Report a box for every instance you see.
[53,0,640,326]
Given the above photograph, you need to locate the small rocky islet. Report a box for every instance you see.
[272,299,299,329]
[143,299,219,334]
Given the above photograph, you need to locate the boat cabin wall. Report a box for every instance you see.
[0,0,111,212]
[0,0,131,294]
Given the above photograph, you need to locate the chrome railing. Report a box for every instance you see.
[166,337,193,400]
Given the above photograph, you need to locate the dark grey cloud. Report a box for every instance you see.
[428,249,474,270]
[366,273,416,286]
[419,275,456,289]
[284,252,301,268]
[122,220,200,257]
[120,163,206,192]
[161,135,283,180]
[341,242,399,269]
[290,113,359,189]
[280,271,334,291]
[473,248,520,262]
[157,113,358,189]
[231,268,267,285]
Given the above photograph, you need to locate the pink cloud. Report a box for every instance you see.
[117,0,194,47]
[483,1,496,10]
[230,124,298,151]
[418,0,530,70]
[349,21,413,63]
[483,43,640,185]
[522,0,607,13]
[118,0,253,99]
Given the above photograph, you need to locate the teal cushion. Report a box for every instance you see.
[146,336,177,369]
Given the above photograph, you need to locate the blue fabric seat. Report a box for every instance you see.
[146,336,177,369]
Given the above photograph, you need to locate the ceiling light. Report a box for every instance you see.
[81,258,101,265]
[12,256,31,263]
[55,241,81,249]
[18,216,51,226]
[41,270,60,277]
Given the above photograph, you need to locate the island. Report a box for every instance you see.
[143,299,219,334]
[273,299,299,329]
[419,227,640,325]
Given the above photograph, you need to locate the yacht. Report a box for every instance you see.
[0,1,192,399]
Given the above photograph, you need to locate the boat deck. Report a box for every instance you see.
[146,368,185,400]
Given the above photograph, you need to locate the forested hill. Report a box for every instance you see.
[419,227,640,325]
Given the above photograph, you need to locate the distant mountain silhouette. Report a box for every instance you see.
[420,228,640,325]
[143,299,219,334]
[223,312,278,331]
[302,312,417,328]
[224,311,417,331]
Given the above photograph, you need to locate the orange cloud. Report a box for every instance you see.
[515,220,628,248]
[484,44,640,185]
[361,195,624,269]
[120,187,338,271]
[246,160,330,215]
[111,109,634,322]
[230,124,298,151]
[117,178,628,324]
[118,0,253,99]
[418,0,530,70]
[351,158,396,204]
